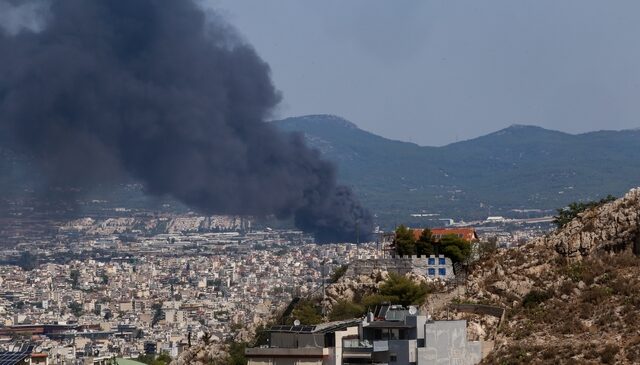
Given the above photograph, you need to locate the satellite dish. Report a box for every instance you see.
[293,319,301,326]
[408,306,417,315]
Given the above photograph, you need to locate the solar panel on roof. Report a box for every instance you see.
[378,305,388,318]
[0,351,30,365]
[268,324,318,333]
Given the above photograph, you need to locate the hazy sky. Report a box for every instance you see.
[204,0,640,146]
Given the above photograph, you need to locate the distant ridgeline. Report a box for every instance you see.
[273,115,640,229]
[3,115,640,231]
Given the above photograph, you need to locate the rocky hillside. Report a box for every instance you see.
[461,188,640,364]
[171,343,226,365]
[323,269,439,310]
[549,188,640,258]
[171,188,640,364]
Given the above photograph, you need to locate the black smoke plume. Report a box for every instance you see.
[0,0,372,243]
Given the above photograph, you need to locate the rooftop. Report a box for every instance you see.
[268,318,361,334]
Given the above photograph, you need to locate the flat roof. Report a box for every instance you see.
[269,319,361,334]
[364,321,413,329]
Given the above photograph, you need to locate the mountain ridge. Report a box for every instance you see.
[275,115,640,148]
[2,114,640,228]
[272,115,640,227]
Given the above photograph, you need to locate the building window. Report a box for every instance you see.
[438,258,446,265]
[428,268,435,276]
[390,354,398,362]
[428,258,435,265]
[374,329,382,340]
[438,268,446,276]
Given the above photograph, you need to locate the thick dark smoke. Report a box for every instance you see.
[0,0,372,243]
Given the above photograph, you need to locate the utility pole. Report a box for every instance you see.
[321,259,326,316]
[356,220,360,260]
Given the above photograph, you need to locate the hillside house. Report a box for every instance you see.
[246,304,483,365]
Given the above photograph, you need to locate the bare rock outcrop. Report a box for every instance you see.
[456,188,640,363]
[323,269,388,309]
[322,269,437,313]
[171,343,226,365]
[546,188,640,258]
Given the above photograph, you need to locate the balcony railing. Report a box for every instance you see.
[343,339,373,349]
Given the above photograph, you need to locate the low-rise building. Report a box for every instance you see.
[245,319,360,365]
[246,304,483,365]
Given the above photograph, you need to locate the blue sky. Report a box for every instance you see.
[204,0,640,146]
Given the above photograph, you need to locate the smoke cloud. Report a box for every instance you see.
[0,0,48,35]
[0,0,372,243]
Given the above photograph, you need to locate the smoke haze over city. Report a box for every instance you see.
[0,0,372,243]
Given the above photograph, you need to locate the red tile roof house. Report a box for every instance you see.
[384,228,479,258]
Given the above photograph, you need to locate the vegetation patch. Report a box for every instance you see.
[522,290,551,308]
[553,195,616,228]
[394,225,472,263]
[330,264,348,283]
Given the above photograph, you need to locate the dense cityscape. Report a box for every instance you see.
[3,0,640,364]
[0,210,550,363]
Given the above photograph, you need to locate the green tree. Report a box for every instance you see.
[68,301,84,317]
[137,352,172,365]
[100,272,109,285]
[155,352,172,364]
[415,228,435,256]
[151,302,164,327]
[394,225,416,256]
[379,273,429,307]
[253,323,273,346]
[291,299,322,325]
[360,294,398,310]
[202,332,212,345]
[328,300,365,321]
[136,354,154,364]
[70,269,80,289]
[330,265,348,283]
[16,251,38,271]
[553,195,616,228]
[439,234,472,263]
[226,342,248,365]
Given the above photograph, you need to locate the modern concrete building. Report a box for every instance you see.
[342,304,481,364]
[246,304,482,365]
[245,319,360,365]
[419,320,482,364]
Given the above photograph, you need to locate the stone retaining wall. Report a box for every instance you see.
[345,258,428,277]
